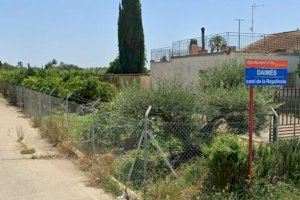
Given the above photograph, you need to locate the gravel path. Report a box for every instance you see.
[0,96,114,200]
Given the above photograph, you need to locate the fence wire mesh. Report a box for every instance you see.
[0,81,291,199]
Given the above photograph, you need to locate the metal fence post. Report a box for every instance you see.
[143,106,152,200]
[271,108,279,142]
[21,86,24,111]
[66,93,73,134]
[38,87,45,119]
[48,88,56,124]
[29,86,34,116]
[91,98,101,155]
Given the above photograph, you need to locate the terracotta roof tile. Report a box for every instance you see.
[242,30,300,53]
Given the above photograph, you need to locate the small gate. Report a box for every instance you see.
[271,87,300,141]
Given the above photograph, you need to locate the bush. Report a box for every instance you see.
[66,76,117,101]
[93,107,142,151]
[113,80,197,136]
[113,80,197,119]
[1,65,117,102]
[204,134,248,192]
[198,60,276,134]
[113,150,170,191]
[205,179,300,200]
[256,139,300,183]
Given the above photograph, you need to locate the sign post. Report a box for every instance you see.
[245,59,288,191]
[248,86,254,189]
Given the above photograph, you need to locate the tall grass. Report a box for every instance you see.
[256,139,300,183]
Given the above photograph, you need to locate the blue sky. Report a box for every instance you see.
[0,0,299,68]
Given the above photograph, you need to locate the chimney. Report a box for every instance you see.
[201,27,205,51]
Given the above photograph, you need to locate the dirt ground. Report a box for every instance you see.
[0,96,114,200]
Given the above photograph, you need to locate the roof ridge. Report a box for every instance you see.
[271,30,300,36]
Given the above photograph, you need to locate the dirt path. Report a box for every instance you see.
[0,96,114,200]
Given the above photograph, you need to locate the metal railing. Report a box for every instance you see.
[151,32,300,62]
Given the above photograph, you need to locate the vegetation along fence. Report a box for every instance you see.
[1,80,300,199]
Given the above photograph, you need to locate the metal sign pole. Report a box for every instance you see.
[248,86,254,191]
[245,59,288,195]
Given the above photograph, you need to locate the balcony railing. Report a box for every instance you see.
[151,32,300,62]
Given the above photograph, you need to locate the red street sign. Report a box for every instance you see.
[245,59,288,69]
[244,58,288,191]
[245,59,288,87]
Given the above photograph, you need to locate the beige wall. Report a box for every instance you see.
[150,53,300,86]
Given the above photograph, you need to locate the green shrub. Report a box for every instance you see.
[113,80,197,119]
[205,179,300,200]
[148,178,191,200]
[204,134,248,192]
[256,139,300,183]
[113,150,170,190]
[198,60,276,134]
[1,64,117,102]
[252,179,300,200]
[112,80,200,153]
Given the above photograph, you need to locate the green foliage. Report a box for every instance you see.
[0,61,14,70]
[114,150,170,190]
[106,57,121,74]
[112,80,199,153]
[102,179,123,197]
[22,76,44,90]
[0,67,35,85]
[205,179,300,200]
[118,0,145,73]
[198,60,276,134]
[92,107,142,151]
[113,80,197,120]
[204,134,248,192]
[65,76,117,101]
[208,35,227,53]
[0,62,117,101]
[256,139,300,183]
[251,179,300,200]
[20,148,36,155]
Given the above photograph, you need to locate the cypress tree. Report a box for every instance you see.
[118,0,145,74]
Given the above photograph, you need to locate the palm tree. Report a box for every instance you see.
[208,35,227,53]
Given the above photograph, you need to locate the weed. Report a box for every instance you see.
[16,125,25,142]
[40,120,62,145]
[31,155,38,159]
[148,178,192,200]
[256,139,300,183]
[102,179,123,197]
[88,153,116,186]
[21,148,36,154]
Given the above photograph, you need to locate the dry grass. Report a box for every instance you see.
[87,153,116,186]
[31,117,41,128]
[36,118,122,196]
[148,179,202,200]
[78,154,94,171]
[40,120,62,145]
[16,125,25,142]
[40,120,77,158]
[59,139,76,158]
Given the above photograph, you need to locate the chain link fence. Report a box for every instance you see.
[0,80,274,199]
